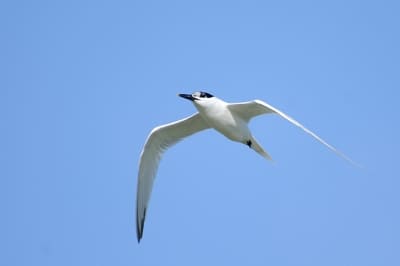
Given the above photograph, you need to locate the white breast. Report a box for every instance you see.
[195,99,251,142]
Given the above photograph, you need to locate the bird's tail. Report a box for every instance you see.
[250,136,272,161]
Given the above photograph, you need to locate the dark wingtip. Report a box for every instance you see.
[136,207,146,243]
[136,229,142,243]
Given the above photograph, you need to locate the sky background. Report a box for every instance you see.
[1,0,400,265]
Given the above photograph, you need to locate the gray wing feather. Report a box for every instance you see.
[228,100,358,166]
[136,113,209,242]
[227,100,275,121]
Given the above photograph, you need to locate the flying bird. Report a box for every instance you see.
[136,91,355,242]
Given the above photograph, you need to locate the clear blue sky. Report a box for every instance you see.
[2,0,399,265]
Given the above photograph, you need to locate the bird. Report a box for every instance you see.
[135,91,356,242]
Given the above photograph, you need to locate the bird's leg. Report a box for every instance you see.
[246,140,252,148]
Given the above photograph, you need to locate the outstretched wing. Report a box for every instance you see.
[228,100,358,166]
[136,113,209,242]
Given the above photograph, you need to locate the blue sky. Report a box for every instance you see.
[2,0,399,265]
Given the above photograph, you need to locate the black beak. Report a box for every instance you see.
[178,93,196,101]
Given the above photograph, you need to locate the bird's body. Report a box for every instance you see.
[135,91,356,242]
[194,97,250,143]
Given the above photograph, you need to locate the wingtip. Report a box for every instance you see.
[136,226,143,244]
[342,155,363,169]
[136,226,142,243]
[136,207,146,244]
[327,146,362,169]
[136,223,143,244]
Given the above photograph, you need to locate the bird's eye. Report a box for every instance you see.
[192,91,214,99]
[199,92,213,98]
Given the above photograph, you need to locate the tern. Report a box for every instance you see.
[136,91,355,242]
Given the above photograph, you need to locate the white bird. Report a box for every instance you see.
[136,91,355,242]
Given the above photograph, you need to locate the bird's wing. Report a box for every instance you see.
[136,113,209,242]
[228,100,358,166]
[228,100,276,122]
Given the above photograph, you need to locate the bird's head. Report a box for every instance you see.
[178,91,215,103]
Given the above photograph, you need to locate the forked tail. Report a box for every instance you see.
[249,136,272,160]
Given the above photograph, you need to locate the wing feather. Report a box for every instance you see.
[229,100,358,166]
[136,113,209,242]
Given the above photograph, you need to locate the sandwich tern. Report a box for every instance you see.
[136,91,355,242]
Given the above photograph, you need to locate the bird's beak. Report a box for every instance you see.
[178,94,196,101]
